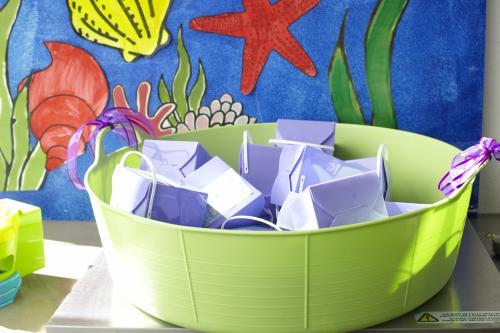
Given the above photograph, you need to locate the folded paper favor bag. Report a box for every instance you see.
[184,156,265,228]
[141,140,211,182]
[110,153,208,227]
[271,145,364,206]
[275,119,335,151]
[277,169,388,230]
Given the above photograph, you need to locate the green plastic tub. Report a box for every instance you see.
[86,123,473,333]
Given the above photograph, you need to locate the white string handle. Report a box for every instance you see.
[376,144,389,199]
[242,130,254,174]
[221,215,283,231]
[376,145,387,177]
[263,207,275,223]
[269,138,334,152]
[120,151,157,219]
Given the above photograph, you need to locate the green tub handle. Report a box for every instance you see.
[91,127,150,168]
[93,128,111,167]
[438,160,485,205]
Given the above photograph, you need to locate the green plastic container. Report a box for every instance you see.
[0,199,45,281]
[0,207,19,284]
[86,123,473,333]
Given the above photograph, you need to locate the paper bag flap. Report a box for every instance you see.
[309,171,381,217]
[184,156,230,189]
[276,119,335,146]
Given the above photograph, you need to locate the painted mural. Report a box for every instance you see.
[0,0,486,219]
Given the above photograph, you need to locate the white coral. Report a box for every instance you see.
[175,94,256,133]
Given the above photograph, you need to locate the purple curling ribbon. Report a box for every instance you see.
[439,137,500,197]
[67,107,155,190]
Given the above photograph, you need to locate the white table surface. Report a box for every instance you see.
[0,221,102,333]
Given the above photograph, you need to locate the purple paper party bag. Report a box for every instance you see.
[310,171,388,227]
[271,145,363,206]
[276,119,335,150]
[110,165,208,227]
[141,140,211,182]
[184,156,265,228]
[277,170,388,230]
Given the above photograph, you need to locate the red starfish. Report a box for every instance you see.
[190,0,320,95]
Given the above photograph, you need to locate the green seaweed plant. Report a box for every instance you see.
[328,11,365,125]
[0,0,47,191]
[328,0,408,128]
[158,25,207,127]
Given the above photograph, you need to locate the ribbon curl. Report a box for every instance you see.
[439,137,500,197]
[67,107,155,189]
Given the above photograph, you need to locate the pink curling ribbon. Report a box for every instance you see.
[67,107,155,189]
[438,137,500,197]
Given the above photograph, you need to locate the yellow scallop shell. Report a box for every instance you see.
[67,0,172,62]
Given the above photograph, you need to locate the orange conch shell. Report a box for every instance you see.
[24,42,108,171]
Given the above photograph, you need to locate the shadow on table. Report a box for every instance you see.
[0,274,76,332]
